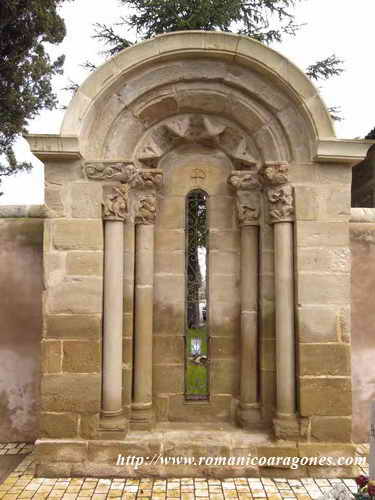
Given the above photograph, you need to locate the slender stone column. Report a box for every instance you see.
[260,163,298,438]
[228,172,262,428]
[131,170,163,430]
[100,184,130,437]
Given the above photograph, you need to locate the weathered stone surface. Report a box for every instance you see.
[294,186,319,220]
[153,364,184,394]
[298,306,350,343]
[210,301,240,337]
[168,395,232,422]
[63,341,101,373]
[260,339,276,371]
[48,278,102,314]
[46,314,101,339]
[44,161,83,185]
[80,413,100,439]
[44,253,66,288]
[66,252,103,276]
[40,412,78,438]
[211,274,240,303]
[310,416,352,442]
[53,220,103,250]
[154,229,184,251]
[297,247,350,273]
[210,230,240,252]
[45,188,66,217]
[36,440,88,463]
[154,275,184,304]
[158,196,185,229]
[299,344,351,376]
[153,336,184,364]
[211,359,240,395]
[154,303,184,336]
[319,185,351,221]
[300,378,352,416]
[298,274,350,305]
[210,336,239,359]
[154,251,184,275]
[41,340,61,373]
[299,443,356,459]
[71,183,103,219]
[296,221,349,247]
[41,374,101,412]
[88,437,162,463]
[209,196,235,230]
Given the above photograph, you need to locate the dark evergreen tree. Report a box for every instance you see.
[366,128,375,140]
[0,0,70,193]
[88,0,344,121]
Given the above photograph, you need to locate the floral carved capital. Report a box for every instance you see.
[85,162,135,182]
[102,184,130,221]
[228,171,261,226]
[259,163,294,223]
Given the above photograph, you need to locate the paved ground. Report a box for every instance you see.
[0,443,368,500]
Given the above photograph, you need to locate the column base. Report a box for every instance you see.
[273,413,300,440]
[237,403,264,430]
[131,403,155,431]
[98,413,128,440]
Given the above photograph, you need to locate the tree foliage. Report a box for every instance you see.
[0,0,69,191]
[91,0,344,121]
[366,127,375,140]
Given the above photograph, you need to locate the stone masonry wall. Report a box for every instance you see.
[0,210,43,441]
[40,160,105,439]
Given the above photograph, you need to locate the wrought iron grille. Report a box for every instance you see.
[185,189,209,400]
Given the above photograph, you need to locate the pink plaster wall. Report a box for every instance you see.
[350,222,375,443]
[0,219,43,442]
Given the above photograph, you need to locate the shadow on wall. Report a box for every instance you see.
[0,217,43,442]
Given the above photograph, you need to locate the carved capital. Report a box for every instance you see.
[258,162,289,186]
[129,169,163,191]
[134,192,157,225]
[259,163,294,223]
[228,171,261,226]
[102,184,130,221]
[132,169,163,225]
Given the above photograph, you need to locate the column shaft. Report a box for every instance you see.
[274,221,296,417]
[240,225,259,407]
[102,220,124,417]
[133,224,155,427]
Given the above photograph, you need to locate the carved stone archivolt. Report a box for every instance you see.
[228,171,261,226]
[85,162,163,224]
[135,113,259,170]
[259,163,294,224]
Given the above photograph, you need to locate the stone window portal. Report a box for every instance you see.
[185,189,209,400]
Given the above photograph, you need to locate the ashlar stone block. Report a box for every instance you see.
[53,220,103,250]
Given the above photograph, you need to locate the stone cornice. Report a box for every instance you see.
[24,134,82,161]
[314,139,373,165]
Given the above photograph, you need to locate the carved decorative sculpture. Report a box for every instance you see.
[135,193,157,225]
[136,113,258,169]
[102,184,130,221]
[259,163,294,223]
[228,171,261,225]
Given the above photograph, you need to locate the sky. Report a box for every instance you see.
[1,0,375,204]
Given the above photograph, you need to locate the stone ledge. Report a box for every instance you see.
[0,204,46,218]
[33,433,359,479]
